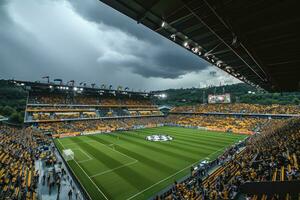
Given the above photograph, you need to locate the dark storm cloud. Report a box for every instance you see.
[0,1,54,79]
[0,0,238,90]
[68,0,210,79]
[68,0,161,43]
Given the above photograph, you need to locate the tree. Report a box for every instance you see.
[9,112,20,123]
[293,98,300,105]
[2,106,15,116]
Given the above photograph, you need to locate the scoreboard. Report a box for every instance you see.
[208,93,231,104]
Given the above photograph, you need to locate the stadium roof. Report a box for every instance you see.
[99,0,300,92]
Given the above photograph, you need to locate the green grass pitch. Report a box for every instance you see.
[54,126,247,200]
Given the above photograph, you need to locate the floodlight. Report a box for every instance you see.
[216,61,223,67]
[192,47,199,53]
[160,93,167,99]
[183,41,189,48]
[73,87,78,91]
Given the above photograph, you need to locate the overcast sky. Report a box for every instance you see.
[0,0,239,90]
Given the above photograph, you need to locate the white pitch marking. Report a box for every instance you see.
[63,140,138,162]
[57,139,109,200]
[62,140,96,146]
[126,147,226,200]
[72,148,93,163]
[94,141,138,163]
[90,160,138,178]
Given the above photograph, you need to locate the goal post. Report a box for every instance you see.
[63,149,74,161]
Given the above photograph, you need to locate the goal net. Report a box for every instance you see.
[63,149,74,161]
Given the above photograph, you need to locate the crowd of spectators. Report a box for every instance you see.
[171,103,300,114]
[37,114,272,137]
[28,93,154,107]
[157,118,300,200]
[31,112,98,121]
[27,109,162,122]
[26,93,160,122]
[0,125,54,200]
[166,115,270,134]
[38,117,169,136]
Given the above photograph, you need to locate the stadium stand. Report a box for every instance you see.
[0,125,54,200]
[25,92,162,122]
[171,104,300,115]
[28,93,154,106]
[166,115,269,134]
[38,117,168,137]
[157,118,300,200]
[5,81,299,199]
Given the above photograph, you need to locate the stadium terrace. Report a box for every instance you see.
[0,79,299,200]
[1,0,300,199]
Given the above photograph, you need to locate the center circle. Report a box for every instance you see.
[145,134,173,142]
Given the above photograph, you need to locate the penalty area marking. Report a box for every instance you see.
[57,139,109,200]
[95,142,138,163]
[90,160,138,178]
[88,142,139,177]
[72,148,94,163]
[61,140,96,146]
[62,140,138,163]
[126,146,226,200]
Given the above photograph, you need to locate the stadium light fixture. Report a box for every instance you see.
[73,87,78,91]
[160,93,167,99]
[225,66,232,72]
[183,41,189,48]
[49,85,53,89]
[192,47,199,53]
[170,34,176,41]
[216,61,223,67]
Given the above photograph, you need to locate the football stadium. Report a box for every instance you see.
[0,0,300,200]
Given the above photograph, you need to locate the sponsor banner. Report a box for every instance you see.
[197,126,208,130]
[53,132,80,138]
[208,93,231,104]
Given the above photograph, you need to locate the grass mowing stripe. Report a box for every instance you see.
[89,135,182,175]
[143,128,246,142]
[105,132,197,162]
[146,129,247,147]
[161,127,246,139]
[56,127,248,200]
[112,133,210,158]
[72,136,155,191]
[139,128,236,143]
[85,137,138,162]
[115,130,227,157]
[56,139,109,200]
[90,160,138,177]
[167,132,244,148]
[126,146,226,200]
